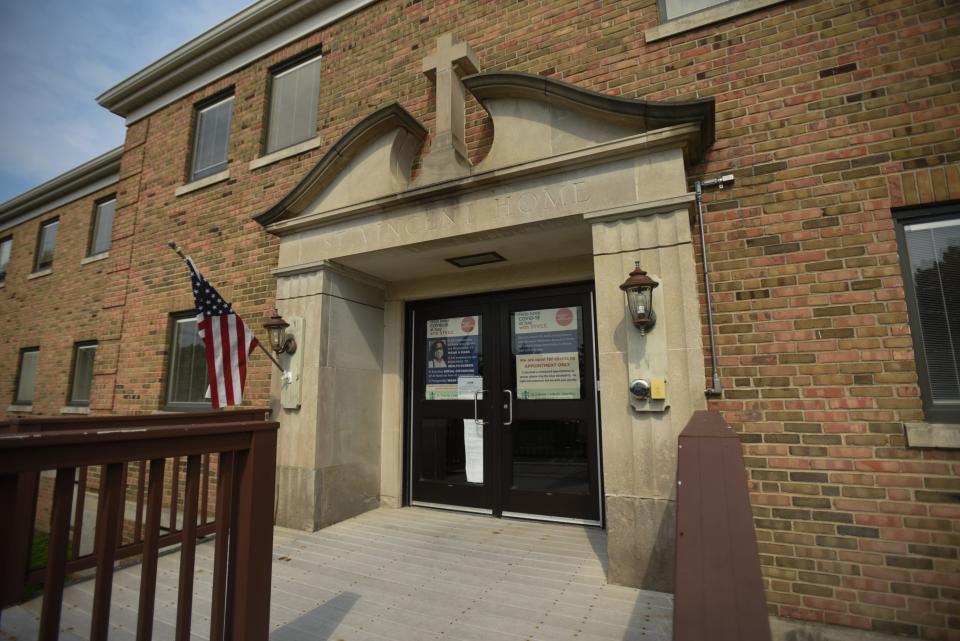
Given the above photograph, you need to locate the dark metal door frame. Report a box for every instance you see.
[404,282,603,525]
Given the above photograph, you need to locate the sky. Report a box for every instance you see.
[0,0,253,205]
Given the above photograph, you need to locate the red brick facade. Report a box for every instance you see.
[1,1,958,637]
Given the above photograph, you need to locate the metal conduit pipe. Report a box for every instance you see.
[695,173,735,397]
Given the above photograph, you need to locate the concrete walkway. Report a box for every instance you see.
[1,507,673,640]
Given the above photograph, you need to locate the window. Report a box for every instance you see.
[89,197,115,256]
[34,218,58,272]
[266,54,321,154]
[190,94,234,181]
[166,314,210,408]
[659,0,730,20]
[15,348,39,405]
[0,236,10,285]
[68,342,97,406]
[895,203,960,423]
[647,0,787,42]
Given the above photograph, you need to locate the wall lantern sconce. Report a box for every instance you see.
[264,308,297,355]
[620,262,659,335]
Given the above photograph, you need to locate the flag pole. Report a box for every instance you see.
[255,341,285,372]
[167,240,286,373]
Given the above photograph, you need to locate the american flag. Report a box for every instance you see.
[186,257,258,408]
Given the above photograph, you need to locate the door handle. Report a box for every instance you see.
[473,390,488,426]
[503,389,513,426]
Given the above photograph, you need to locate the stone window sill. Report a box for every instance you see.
[81,251,109,265]
[175,169,231,197]
[904,422,960,449]
[645,0,786,43]
[27,268,53,280]
[249,136,322,171]
[61,405,91,415]
[7,404,32,413]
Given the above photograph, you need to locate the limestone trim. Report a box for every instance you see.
[249,135,323,170]
[644,0,787,43]
[582,193,697,224]
[463,72,715,159]
[6,404,32,414]
[81,251,110,265]
[263,123,703,235]
[27,268,53,280]
[174,169,231,196]
[904,422,960,449]
[256,104,426,226]
[273,258,387,289]
[60,405,91,415]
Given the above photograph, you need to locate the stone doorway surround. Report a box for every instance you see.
[255,33,715,592]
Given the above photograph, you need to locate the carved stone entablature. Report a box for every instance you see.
[463,72,714,171]
[256,50,715,232]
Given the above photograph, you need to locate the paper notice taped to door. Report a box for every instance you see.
[514,307,581,400]
[463,419,483,484]
[457,376,484,400]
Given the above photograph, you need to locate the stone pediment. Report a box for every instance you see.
[256,71,714,229]
[463,72,714,170]
[255,103,426,226]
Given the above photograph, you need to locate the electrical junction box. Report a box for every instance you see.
[650,378,666,400]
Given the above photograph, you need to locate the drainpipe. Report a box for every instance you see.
[695,174,735,397]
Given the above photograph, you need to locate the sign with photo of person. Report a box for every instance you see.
[425,316,480,400]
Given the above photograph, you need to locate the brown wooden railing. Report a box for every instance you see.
[0,410,278,641]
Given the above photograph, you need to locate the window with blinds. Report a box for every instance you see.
[266,54,321,154]
[34,218,58,272]
[898,207,960,423]
[190,94,234,181]
[89,197,115,256]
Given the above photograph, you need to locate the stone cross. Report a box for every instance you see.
[420,33,479,182]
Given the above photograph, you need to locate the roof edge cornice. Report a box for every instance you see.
[255,103,426,226]
[0,147,123,228]
[463,72,716,162]
[96,0,377,119]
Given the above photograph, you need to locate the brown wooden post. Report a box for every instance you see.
[1,471,39,606]
[39,467,76,641]
[137,458,165,641]
[170,456,181,532]
[175,455,201,641]
[135,460,147,541]
[229,430,277,641]
[90,462,125,641]
[0,472,18,610]
[209,451,234,641]
[673,410,771,641]
[71,466,88,560]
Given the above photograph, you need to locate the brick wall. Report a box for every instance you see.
[0,183,117,416]
[1,0,957,637]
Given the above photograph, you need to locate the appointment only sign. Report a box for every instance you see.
[513,307,581,400]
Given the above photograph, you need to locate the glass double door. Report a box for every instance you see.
[409,283,601,523]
